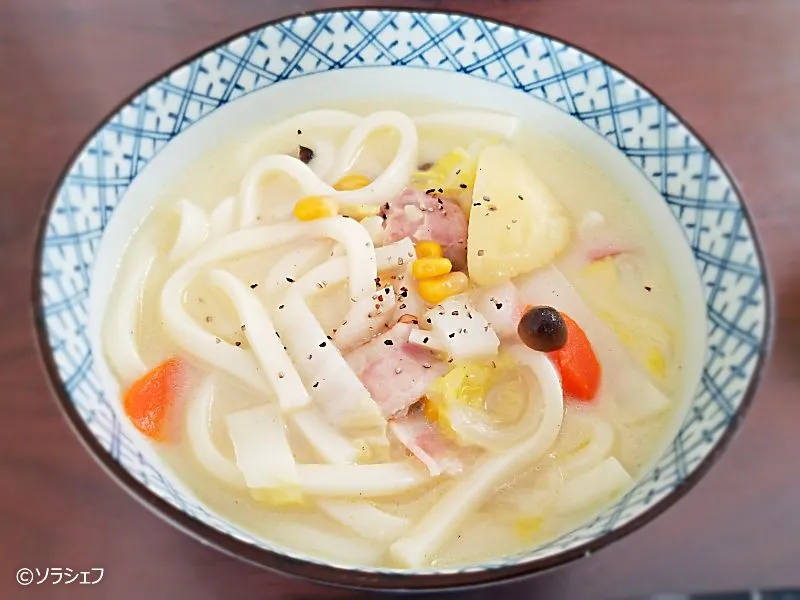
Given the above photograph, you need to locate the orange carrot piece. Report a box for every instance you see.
[123,357,185,442]
[549,313,601,401]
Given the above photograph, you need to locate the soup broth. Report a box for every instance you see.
[103,101,685,569]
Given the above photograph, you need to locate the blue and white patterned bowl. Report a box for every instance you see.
[32,8,773,591]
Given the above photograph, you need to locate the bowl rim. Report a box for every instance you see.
[30,5,775,592]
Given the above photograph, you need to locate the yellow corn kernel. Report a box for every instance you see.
[645,348,667,379]
[415,240,444,259]
[417,271,469,304]
[293,196,338,221]
[412,257,452,280]
[515,515,544,540]
[339,203,380,220]
[333,174,371,191]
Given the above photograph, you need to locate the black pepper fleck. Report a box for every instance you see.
[235,341,241,347]
[448,332,455,338]
[384,339,394,346]
[250,283,258,289]
[645,286,652,292]
[319,341,327,348]
[286,277,295,283]
[459,183,468,189]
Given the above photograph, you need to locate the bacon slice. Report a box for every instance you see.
[344,323,447,418]
[382,188,468,270]
[389,412,463,476]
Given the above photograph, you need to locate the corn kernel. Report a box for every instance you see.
[339,203,381,220]
[293,196,338,221]
[415,240,444,259]
[515,515,544,540]
[333,174,371,191]
[417,271,469,304]
[412,257,452,280]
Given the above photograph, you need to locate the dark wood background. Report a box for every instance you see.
[2,0,799,598]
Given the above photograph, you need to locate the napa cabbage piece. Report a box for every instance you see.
[425,296,499,361]
[424,352,534,450]
[576,257,672,381]
[468,144,572,286]
[186,377,245,489]
[410,146,478,214]
[226,404,302,505]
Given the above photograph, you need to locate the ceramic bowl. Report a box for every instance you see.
[32,8,773,591]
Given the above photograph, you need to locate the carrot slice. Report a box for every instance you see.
[549,313,601,401]
[123,357,185,442]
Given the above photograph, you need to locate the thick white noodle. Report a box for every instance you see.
[269,520,383,566]
[238,111,418,226]
[559,414,615,476]
[104,234,156,384]
[185,377,245,488]
[208,196,236,240]
[263,241,332,298]
[238,109,361,167]
[332,291,396,351]
[208,270,310,413]
[292,237,414,299]
[291,409,360,465]
[290,237,415,349]
[412,111,520,139]
[316,500,409,542]
[237,155,333,227]
[297,462,428,497]
[323,110,419,197]
[160,218,375,393]
[187,382,358,482]
[390,345,564,567]
[169,199,209,264]
[518,265,670,423]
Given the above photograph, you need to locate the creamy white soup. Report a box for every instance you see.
[102,103,685,569]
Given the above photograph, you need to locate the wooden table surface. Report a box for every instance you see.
[2,0,799,598]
